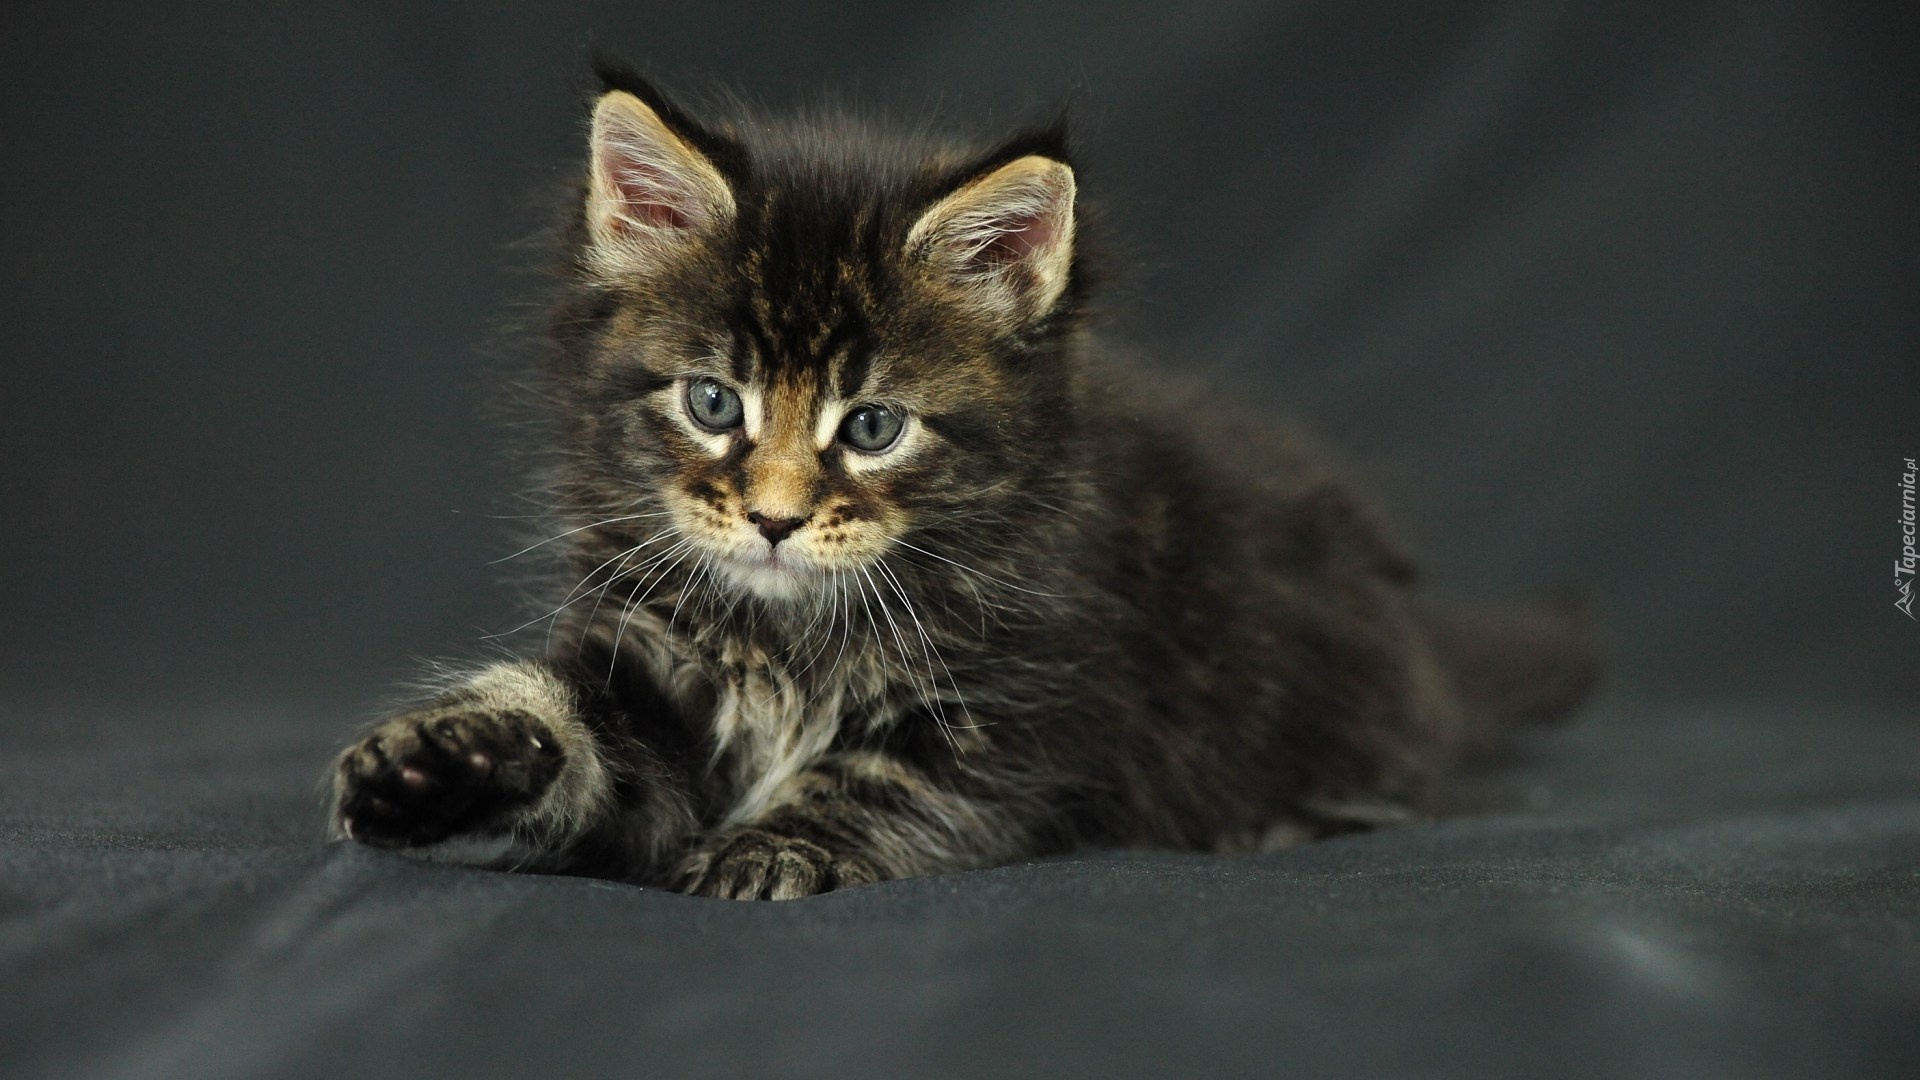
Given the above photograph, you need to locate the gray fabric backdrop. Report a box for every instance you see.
[2,2,1915,1077]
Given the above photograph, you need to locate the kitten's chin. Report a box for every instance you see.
[718,551,824,602]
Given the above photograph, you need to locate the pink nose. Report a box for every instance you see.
[747,512,806,547]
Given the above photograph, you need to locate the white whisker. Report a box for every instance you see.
[487,511,677,565]
[482,531,673,642]
[859,566,956,751]
[889,537,1067,598]
[605,540,699,688]
[876,557,979,733]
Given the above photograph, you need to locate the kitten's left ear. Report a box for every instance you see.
[583,84,737,278]
[906,152,1077,323]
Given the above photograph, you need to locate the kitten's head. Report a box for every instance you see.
[553,67,1083,603]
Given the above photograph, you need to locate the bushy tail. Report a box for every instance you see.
[1419,590,1603,738]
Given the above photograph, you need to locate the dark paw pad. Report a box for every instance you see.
[333,706,563,849]
[678,830,878,901]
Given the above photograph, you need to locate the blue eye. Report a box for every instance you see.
[840,404,904,452]
[686,377,743,430]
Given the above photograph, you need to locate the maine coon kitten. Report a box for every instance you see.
[329,62,1599,900]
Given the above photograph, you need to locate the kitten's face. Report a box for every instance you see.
[661,371,914,601]
[569,86,1077,602]
[605,321,943,602]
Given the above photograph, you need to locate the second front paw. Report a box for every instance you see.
[677,829,880,901]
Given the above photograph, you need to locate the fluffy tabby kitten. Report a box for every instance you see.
[329,61,1598,900]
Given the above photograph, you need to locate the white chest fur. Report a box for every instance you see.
[619,606,903,827]
[709,653,848,826]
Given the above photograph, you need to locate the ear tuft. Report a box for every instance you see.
[906,155,1076,322]
[585,89,735,276]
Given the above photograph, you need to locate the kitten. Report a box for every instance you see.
[329,60,1599,900]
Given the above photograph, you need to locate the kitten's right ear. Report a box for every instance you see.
[906,151,1077,324]
[584,87,736,277]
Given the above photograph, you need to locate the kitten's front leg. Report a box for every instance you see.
[331,660,691,869]
[677,752,1036,901]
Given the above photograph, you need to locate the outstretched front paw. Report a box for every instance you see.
[333,705,563,848]
[677,829,880,901]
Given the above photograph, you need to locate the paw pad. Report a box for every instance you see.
[333,706,562,848]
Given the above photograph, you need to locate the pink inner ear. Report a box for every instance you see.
[602,154,696,231]
[969,211,1055,268]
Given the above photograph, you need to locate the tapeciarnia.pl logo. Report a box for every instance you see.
[1899,457,1917,619]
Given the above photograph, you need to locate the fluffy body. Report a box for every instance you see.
[330,64,1597,899]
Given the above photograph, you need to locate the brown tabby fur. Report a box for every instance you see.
[329,61,1599,900]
